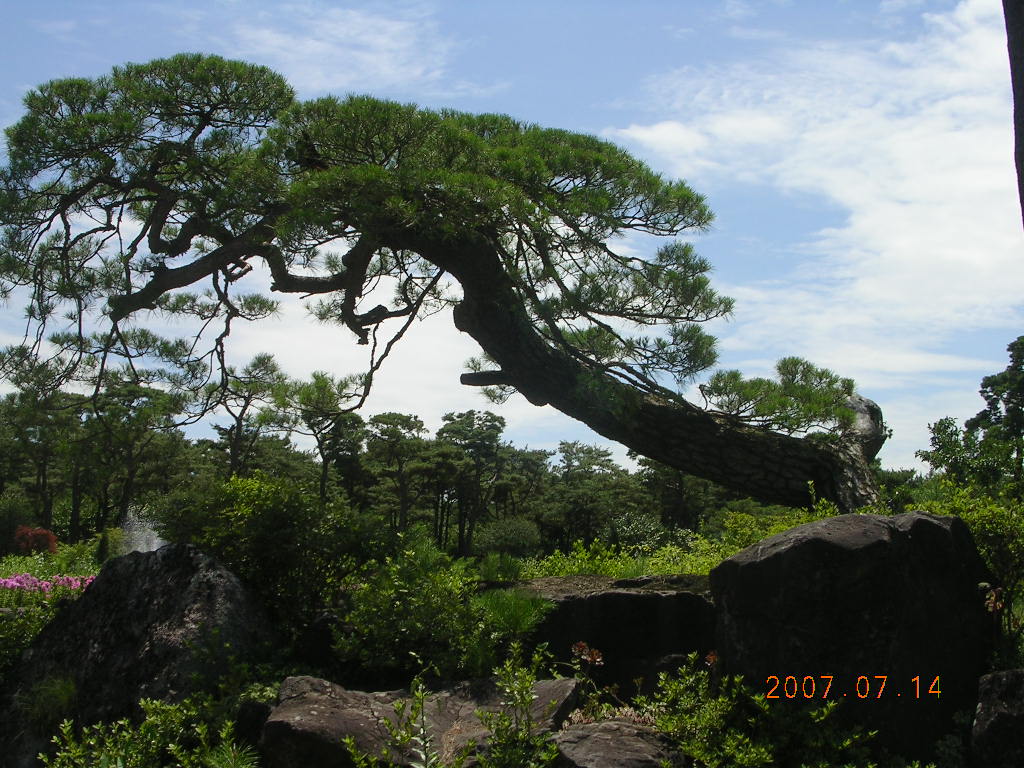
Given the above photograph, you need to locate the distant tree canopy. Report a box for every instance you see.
[920,335,1024,499]
[0,54,883,510]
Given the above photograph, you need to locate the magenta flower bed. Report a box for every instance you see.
[0,573,95,597]
[0,572,96,672]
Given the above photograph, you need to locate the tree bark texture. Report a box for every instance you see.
[384,227,881,513]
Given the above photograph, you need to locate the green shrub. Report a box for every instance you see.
[913,482,1024,666]
[637,653,877,768]
[606,509,669,551]
[476,552,522,582]
[463,589,553,675]
[474,518,542,558]
[473,589,551,640]
[40,698,257,768]
[154,473,396,633]
[520,537,733,579]
[520,540,642,579]
[334,539,481,682]
[17,675,77,736]
[334,542,551,682]
[94,528,125,564]
[0,487,35,556]
[475,645,559,768]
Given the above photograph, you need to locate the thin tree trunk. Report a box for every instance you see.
[70,462,82,541]
[318,447,330,506]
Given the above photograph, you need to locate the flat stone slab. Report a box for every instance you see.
[260,675,580,768]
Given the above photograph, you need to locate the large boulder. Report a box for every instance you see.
[971,669,1024,767]
[260,674,580,768]
[522,574,715,696]
[553,719,688,767]
[710,511,992,761]
[1,543,273,768]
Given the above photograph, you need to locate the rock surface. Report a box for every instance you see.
[522,574,714,695]
[553,719,688,767]
[260,674,580,768]
[0,543,273,768]
[710,511,992,761]
[972,668,1024,768]
[847,394,887,460]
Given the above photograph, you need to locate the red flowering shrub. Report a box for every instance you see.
[14,525,57,554]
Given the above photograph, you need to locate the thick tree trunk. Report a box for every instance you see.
[1005,0,1024,230]
[391,228,881,513]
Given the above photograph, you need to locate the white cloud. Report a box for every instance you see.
[607,0,1020,467]
[880,0,929,14]
[724,0,756,20]
[226,2,460,96]
[606,3,1015,352]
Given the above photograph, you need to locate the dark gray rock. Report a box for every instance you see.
[711,511,992,761]
[554,719,688,768]
[972,669,1024,767]
[522,574,715,696]
[260,674,580,768]
[259,676,403,768]
[1,543,273,768]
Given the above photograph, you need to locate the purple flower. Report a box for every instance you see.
[0,572,94,596]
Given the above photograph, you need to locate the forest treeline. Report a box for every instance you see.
[4,334,1023,570]
[0,353,798,558]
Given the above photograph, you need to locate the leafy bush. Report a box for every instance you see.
[475,646,559,768]
[0,487,35,557]
[334,540,481,682]
[520,538,733,579]
[913,482,1024,665]
[17,675,77,737]
[465,589,553,675]
[606,509,669,550]
[14,525,57,554]
[40,698,257,768]
[636,653,878,768]
[476,552,522,582]
[155,473,396,633]
[520,540,647,579]
[700,496,834,552]
[474,517,543,558]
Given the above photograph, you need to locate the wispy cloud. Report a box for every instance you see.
[723,0,757,21]
[607,0,1020,467]
[223,2,474,97]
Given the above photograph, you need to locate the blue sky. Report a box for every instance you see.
[1,0,1021,473]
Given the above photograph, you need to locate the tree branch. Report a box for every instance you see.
[379,224,881,512]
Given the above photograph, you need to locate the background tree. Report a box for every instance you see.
[544,441,647,548]
[80,375,186,528]
[0,54,883,511]
[365,412,427,531]
[0,363,85,530]
[632,452,734,532]
[212,353,288,478]
[328,411,369,508]
[281,371,361,505]
[967,335,1024,498]
[436,410,506,555]
[918,336,1024,499]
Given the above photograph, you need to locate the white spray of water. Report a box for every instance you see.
[120,508,166,554]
